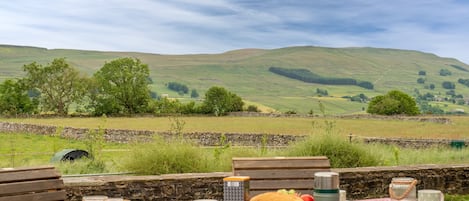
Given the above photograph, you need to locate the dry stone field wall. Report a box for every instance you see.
[63,164,469,200]
[0,121,465,148]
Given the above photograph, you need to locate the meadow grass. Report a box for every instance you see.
[3,130,469,174]
[2,116,468,138]
[2,115,469,175]
[0,133,131,173]
[445,194,469,201]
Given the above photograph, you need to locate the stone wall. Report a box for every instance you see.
[335,164,469,199]
[64,164,469,200]
[361,137,460,149]
[64,172,229,201]
[0,121,466,148]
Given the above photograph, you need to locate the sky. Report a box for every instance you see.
[1,0,469,63]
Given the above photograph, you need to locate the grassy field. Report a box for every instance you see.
[0,132,131,172]
[2,130,468,201]
[2,45,469,114]
[1,115,467,139]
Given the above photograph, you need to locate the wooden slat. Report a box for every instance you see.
[0,190,66,201]
[233,157,330,169]
[233,156,328,161]
[0,166,55,174]
[232,156,331,199]
[250,179,314,190]
[0,169,60,183]
[234,168,329,179]
[0,179,64,196]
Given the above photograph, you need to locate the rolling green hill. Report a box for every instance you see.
[1,44,469,114]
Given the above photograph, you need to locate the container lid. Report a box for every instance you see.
[314,172,339,190]
[223,176,250,181]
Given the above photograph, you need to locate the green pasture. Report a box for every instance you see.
[2,116,468,139]
[2,130,469,174]
[0,115,469,175]
[0,133,131,173]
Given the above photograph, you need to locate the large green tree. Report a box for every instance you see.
[367,90,420,115]
[0,79,38,115]
[92,57,151,115]
[22,58,88,115]
[202,86,244,116]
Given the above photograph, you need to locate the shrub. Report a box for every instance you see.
[442,81,455,89]
[247,105,260,112]
[367,90,420,116]
[123,137,210,175]
[439,69,452,76]
[122,136,270,174]
[417,78,425,84]
[284,122,380,168]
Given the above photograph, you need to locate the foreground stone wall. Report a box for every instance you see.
[64,172,229,201]
[335,164,469,199]
[0,121,466,148]
[64,164,469,200]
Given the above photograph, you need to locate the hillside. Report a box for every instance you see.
[1,44,469,114]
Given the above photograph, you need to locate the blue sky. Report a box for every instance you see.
[1,0,469,63]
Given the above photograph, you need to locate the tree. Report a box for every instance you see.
[439,69,452,76]
[367,90,419,115]
[191,89,199,98]
[0,79,38,115]
[202,86,244,116]
[92,57,151,115]
[429,84,435,90]
[22,58,88,115]
[417,78,425,84]
[442,81,455,89]
[418,70,426,76]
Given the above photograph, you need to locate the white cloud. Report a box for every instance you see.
[1,0,469,63]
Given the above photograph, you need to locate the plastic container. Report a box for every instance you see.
[82,195,108,201]
[339,190,346,201]
[418,189,444,201]
[389,177,417,201]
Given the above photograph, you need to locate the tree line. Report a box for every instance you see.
[269,67,374,89]
[0,58,243,116]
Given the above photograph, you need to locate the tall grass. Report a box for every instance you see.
[284,120,381,168]
[121,135,274,175]
[122,137,210,175]
[445,194,469,201]
[364,143,469,166]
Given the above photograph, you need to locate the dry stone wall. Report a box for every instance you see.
[0,121,466,148]
[335,164,469,199]
[64,172,228,201]
[64,164,469,200]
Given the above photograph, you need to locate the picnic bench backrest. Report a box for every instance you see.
[232,156,331,197]
[0,165,66,201]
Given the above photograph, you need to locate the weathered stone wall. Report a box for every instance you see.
[64,172,229,201]
[228,112,452,124]
[362,137,458,149]
[64,164,469,200]
[335,164,469,199]
[0,121,466,148]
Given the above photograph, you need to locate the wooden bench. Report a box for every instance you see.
[232,156,331,197]
[0,165,66,201]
